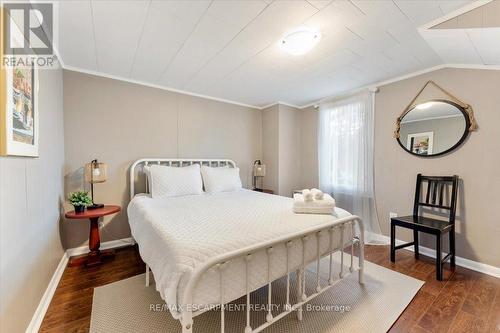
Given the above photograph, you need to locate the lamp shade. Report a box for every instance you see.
[84,160,107,184]
[253,163,266,177]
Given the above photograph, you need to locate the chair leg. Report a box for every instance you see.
[436,234,443,281]
[450,227,456,267]
[390,223,396,262]
[413,229,419,259]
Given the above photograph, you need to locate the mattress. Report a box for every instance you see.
[128,189,354,319]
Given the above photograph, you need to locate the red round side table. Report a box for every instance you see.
[65,205,121,267]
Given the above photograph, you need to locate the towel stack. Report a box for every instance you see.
[293,188,335,214]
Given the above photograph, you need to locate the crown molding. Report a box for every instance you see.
[61,62,499,111]
[260,101,302,110]
[62,65,262,110]
[277,101,302,109]
[259,102,279,110]
[445,63,500,70]
[372,63,500,89]
[300,65,446,109]
[300,63,500,109]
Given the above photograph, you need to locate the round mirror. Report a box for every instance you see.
[397,99,471,157]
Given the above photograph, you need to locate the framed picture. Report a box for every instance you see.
[0,62,39,157]
[407,132,433,156]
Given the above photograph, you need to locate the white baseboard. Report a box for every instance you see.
[25,237,135,333]
[65,237,135,257]
[374,234,500,278]
[366,231,391,245]
[25,252,69,333]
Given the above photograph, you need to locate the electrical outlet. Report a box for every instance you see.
[389,212,398,219]
[99,221,104,228]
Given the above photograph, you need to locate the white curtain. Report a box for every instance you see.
[318,91,382,243]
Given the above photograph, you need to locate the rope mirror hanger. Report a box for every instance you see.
[393,80,478,139]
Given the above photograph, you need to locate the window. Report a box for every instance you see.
[319,95,372,196]
[318,92,381,241]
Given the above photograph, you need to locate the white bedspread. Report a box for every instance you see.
[128,189,353,319]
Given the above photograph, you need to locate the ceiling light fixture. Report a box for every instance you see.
[279,27,321,56]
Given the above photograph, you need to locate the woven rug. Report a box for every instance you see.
[91,253,423,333]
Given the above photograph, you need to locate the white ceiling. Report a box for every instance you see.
[58,0,492,108]
[420,27,500,64]
[420,1,500,65]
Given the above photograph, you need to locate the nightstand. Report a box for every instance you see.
[65,205,121,267]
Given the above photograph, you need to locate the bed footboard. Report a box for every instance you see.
[179,215,364,333]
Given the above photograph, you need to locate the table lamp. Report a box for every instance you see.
[84,159,107,210]
[253,160,266,191]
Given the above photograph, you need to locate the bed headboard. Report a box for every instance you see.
[129,158,237,199]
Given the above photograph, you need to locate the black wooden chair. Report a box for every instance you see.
[390,174,459,280]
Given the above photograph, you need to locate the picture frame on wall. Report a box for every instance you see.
[406,132,434,156]
[0,61,39,157]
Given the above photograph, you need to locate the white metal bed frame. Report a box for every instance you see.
[129,158,364,333]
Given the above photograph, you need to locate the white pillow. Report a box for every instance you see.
[201,165,242,193]
[148,164,203,198]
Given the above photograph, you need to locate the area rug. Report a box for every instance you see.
[90,253,423,333]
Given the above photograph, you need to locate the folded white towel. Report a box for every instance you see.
[293,193,336,214]
[310,188,324,200]
[302,189,313,202]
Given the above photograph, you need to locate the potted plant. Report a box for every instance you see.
[68,191,93,213]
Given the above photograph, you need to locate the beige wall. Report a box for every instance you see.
[375,68,500,267]
[0,67,65,332]
[62,70,262,248]
[299,106,319,189]
[261,103,303,197]
[298,68,500,267]
[278,104,302,197]
[262,104,279,194]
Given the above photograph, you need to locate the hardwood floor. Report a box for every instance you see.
[40,247,145,333]
[39,245,499,333]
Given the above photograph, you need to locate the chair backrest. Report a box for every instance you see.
[413,174,459,223]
